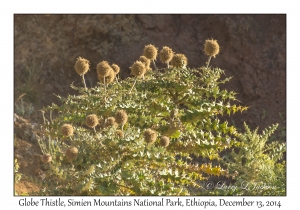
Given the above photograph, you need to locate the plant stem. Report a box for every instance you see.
[206,56,212,68]
[152,60,158,70]
[129,77,137,93]
[81,75,87,90]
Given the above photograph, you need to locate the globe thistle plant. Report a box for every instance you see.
[115,110,128,130]
[139,56,151,71]
[171,54,188,68]
[61,124,74,137]
[160,136,170,147]
[42,153,52,163]
[159,46,174,68]
[74,57,90,89]
[97,61,114,93]
[65,146,78,161]
[143,44,158,70]
[144,128,157,144]
[86,114,99,131]
[130,61,146,93]
[204,38,220,67]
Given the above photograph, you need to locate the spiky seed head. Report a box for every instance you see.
[74,57,90,76]
[105,117,117,127]
[111,63,120,74]
[143,44,158,60]
[116,130,124,138]
[159,46,174,63]
[160,136,170,147]
[86,114,99,128]
[65,146,78,161]
[42,153,52,163]
[130,61,146,78]
[139,56,151,68]
[98,70,116,84]
[171,54,188,68]
[204,39,220,57]
[97,61,113,77]
[115,110,128,125]
[144,128,157,144]
[61,124,74,137]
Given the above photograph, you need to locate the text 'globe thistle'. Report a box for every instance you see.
[61,124,74,137]
[130,61,146,78]
[159,46,174,63]
[171,54,188,68]
[204,39,220,57]
[115,110,128,125]
[86,114,99,128]
[144,128,157,144]
[42,153,52,163]
[74,57,90,76]
[160,136,170,147]
[143,44,158,61]
[97,61,113,77]
[65,146,78,161]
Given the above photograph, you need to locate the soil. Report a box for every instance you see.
[13,14,286,195]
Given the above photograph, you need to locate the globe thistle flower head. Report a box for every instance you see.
[130,61,146,78]
[98,70,116,84]
[115,130,124,138]
[74,57,90,76]
[65,146,78,161]
[159,46,174,63]
[204,39,220,57]
[105,117,117,127]
[143,44,158,61]
[111,63,120,74]
[160,136,170,147]
[42,153,52,163]
[115,110,128,125]
[86,114,99,128]
[171,54,188,68]
[144,128,157,144]
[97,61,113,77]
[61,124,74,137]
[139,56,150,68]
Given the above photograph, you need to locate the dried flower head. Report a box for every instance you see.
[105,117,117,127]
[143,44,158,61]
[204,39,220,57]
[139,56,150,68]
[97,61,113,77]
[144,128,157,144]
[111,63,120,74]
[159,46,174,63]
[61,124,74,137]
[160,136,170,147]
[115,130,124,138]
[130,61,146,78]
[86,114,99,128]
[98,70,116,84]
[171,54,188,68]
[42,153,52,163]
[74,57,90,76]
[115,110,128,125]
[65,146,78,161]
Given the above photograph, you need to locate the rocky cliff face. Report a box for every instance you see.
[14,14,286,132]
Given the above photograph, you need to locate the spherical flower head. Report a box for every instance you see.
[115,110,128,125]
[159,46,174,63]
[42,153,52,163]
[97,61,113,77]
[143,44,158,61]
[204,39,220,57]
[160,136,170,147]
[130,61,146,78]
[144,128,157,144]
[86,114,99,128]
[98,70,116,84]
[111,63,120,74]
[139,56,150,68]
[115,130,124,138]
[61,124,74,137]
[65,146,78,161]
[74,57,90,76]
[171,54,188,68]
[105,117,117,127]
